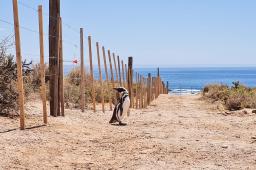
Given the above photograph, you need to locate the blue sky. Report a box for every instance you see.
[0,0,256,67]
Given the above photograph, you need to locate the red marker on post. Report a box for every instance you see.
[72,59,78,64]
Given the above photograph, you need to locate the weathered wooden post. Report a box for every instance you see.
[135,72,139,109]
[127,57,133,108]
[38,5,47,124]
[59,17,64,116]
[161,81,164,94]
[142,76,145,108]
[167,81,169,94]
[152,77,156,100]
[108,50,115,104]
[88,36,96,112]
[151,77,154,102]
[80,28,85,112]
[144,77,148,107]
[132,69,136,108]
[102,47,112,110]
[112,53,118,84]
[56,16,61,116]
[117,55,122,86]
[96,42,105,113]
[49,0,60,116]
[147,73,151,105]
[13,0,25,129]
[139,75,143,109]
[108,50,115,87]
[163,81,165,94]
[125,64,128,89]
[157,67,160,98]
[121,60,125,87]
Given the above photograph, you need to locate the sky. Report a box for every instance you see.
[0,0,256,67]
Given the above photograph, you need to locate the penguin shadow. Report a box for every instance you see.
[110,123,127,127]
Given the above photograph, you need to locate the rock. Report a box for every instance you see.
[251,136,256,140]
[221,145,228,149]
[234,135,240,138]
[242,110,248,114]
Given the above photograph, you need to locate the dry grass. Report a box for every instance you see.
[202,83,256,111]
[64,67,115,108]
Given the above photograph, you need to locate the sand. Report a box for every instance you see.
[1,94,256,169]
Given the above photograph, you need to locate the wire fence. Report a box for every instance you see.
[1,0,168,130]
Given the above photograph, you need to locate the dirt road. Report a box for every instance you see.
[1,94,256,169]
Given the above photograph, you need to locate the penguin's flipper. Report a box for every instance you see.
[109,106,118,124]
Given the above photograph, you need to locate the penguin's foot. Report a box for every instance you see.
[119,122,127,126]
[109,119,118,124]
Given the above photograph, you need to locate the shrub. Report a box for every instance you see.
[0,36,32,116]
[64,67,116,108]
[202,84,229,102]
[203,83,256,111]
[28,64,49,92]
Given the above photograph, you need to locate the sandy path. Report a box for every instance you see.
[1,94,256,169]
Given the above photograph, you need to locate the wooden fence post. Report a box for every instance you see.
[121,60,125,87]
[163,81,165,94]
[125,64,128,89]
[55,16,63,116]
[88,36,96,112]
[55,16,61,116]
[151,77,154,101]
[127,57,133,108]
[147,73,151,105]
[132,69,135,108]
[59,17,64,116]
[117,55,122,86]
[49,0,60,117]
[108,50,115,104]
[108,50,114,87]
[80,28,85,112]
[142,76,145,108]
[152,77,156,101]
[157,68,160,98]
[139,75,143,109]
[102,47,112,111]
[13,0,25,129]
[167,81,169,94]
[112,53,118,84]
[163,83,165,94]
[38,5,47,124]
[144,77,148,107]
[96,42,105,113]
[135,72,138,109]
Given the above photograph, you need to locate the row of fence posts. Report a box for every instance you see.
[11,0,168,130]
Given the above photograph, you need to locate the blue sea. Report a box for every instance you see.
[64,66,256,94]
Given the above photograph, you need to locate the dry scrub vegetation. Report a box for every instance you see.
[63,67,115,109]
[0,36,33,116]
[0,36,115,116]
[202,81,256,111]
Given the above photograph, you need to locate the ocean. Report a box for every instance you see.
[64,66,256,94]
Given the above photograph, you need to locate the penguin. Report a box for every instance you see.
[109,87,130,126]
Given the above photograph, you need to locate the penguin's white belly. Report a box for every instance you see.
[118,97,130,121]
[122,97,130,117]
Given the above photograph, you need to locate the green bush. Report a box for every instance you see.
[0,37,32,116]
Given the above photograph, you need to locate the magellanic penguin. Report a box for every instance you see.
[109,87,130,126]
